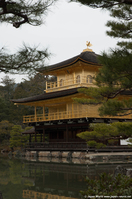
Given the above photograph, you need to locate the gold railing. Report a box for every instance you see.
[23,108,132,123]
[23,109,92,123]
[46,76,95,90]
[23,190,77,199]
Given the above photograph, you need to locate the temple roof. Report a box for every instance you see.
[38,51,100,73]
[11,87,132,105]
[11,87,81,104]
[11,86,132,105]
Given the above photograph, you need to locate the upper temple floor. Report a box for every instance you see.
[38,43,101,93]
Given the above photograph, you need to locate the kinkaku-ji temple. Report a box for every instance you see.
[12,42,132,151]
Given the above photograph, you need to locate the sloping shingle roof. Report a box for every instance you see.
[11,87,132,105]
[11,87,81,104]
[38,51,100,73]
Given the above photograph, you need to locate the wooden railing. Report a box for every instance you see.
[23,109,94,123]
[23,108,132,123]
[46,75,96,90]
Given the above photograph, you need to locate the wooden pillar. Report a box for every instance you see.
[35,126,37,142]
[73,72,75,84]
[49,108,50,120]
[41,133,42,142]
[43,127,45,142]
[66,104,68,119]
[57,108,59,120]
[46,81,47,90]
[66,124,68,142]
[72,103,74,117]
[35,106,37,121]
[65,73,67,86]
[35,131,37,142]
[82,68,84,83]
[43,106,45,121]
[29,134,31,143]
[57,76,59,87]
[73,131,75,139]
[57,129,59,141]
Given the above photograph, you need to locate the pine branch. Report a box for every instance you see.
[0,0,55,28]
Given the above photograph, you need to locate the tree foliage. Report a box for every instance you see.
[0,45,50,74]
[0,74,49,124]
[70,0,132,8]
[0,0,55,28]
[0,120,13,143]
[81,173,132,198]
[77,122,132,148]
[0,0,57,74]
[9,125,29,148]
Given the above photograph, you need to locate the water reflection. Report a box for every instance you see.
[23,190,78,199]
[0,156,132,199]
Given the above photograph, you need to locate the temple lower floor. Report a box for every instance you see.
[30,122,89,143]
[22,117,131,151]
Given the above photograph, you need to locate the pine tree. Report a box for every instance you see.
[77,122,132,148]
[0,0,56,74]
[0,0,55,28]
[70,0,132,8]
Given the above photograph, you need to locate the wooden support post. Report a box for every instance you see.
[82,68,84,83]
[57,108,59,120]
[73,72,75,84]
[67,104,68,119]
[41,133,42,142]
[57,76,59,87]
[35,106,37,121]
[35,131,37,143]
[46,81,47,90]
[57,130,59,140]
[66,124,68,142]
[43,106,45,121]
[43,127,45,142]
[29,134,31,143]
[72,103,74,118]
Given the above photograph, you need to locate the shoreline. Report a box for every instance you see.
[5,150,132,165]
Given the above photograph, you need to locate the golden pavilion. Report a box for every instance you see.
[12,42,132,150]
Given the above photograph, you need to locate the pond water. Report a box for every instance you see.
[0,155,132,199]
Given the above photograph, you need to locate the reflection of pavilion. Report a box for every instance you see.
[21,161,123,199]
[22,162,88,198]
[23,190,78,199]
[22,162,132,199]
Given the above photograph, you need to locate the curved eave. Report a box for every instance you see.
[11,87,81,106]
[38,52,101,74]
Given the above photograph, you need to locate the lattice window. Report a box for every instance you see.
[86,75,93,83]
[60,79,64,86]
[76,75,80,83]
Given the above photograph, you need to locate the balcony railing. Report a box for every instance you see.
[46,75,96,90]
[23,108,132,123]
[23,109,93,123]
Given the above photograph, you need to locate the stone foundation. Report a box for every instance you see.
[72,152,87,159]
[61,151,72,159]
[38,151,51,157]
[51,151,62,158]
[9,151,132,164]
[25,151,38,158]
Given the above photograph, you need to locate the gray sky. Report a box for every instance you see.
[0,0,118,84]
